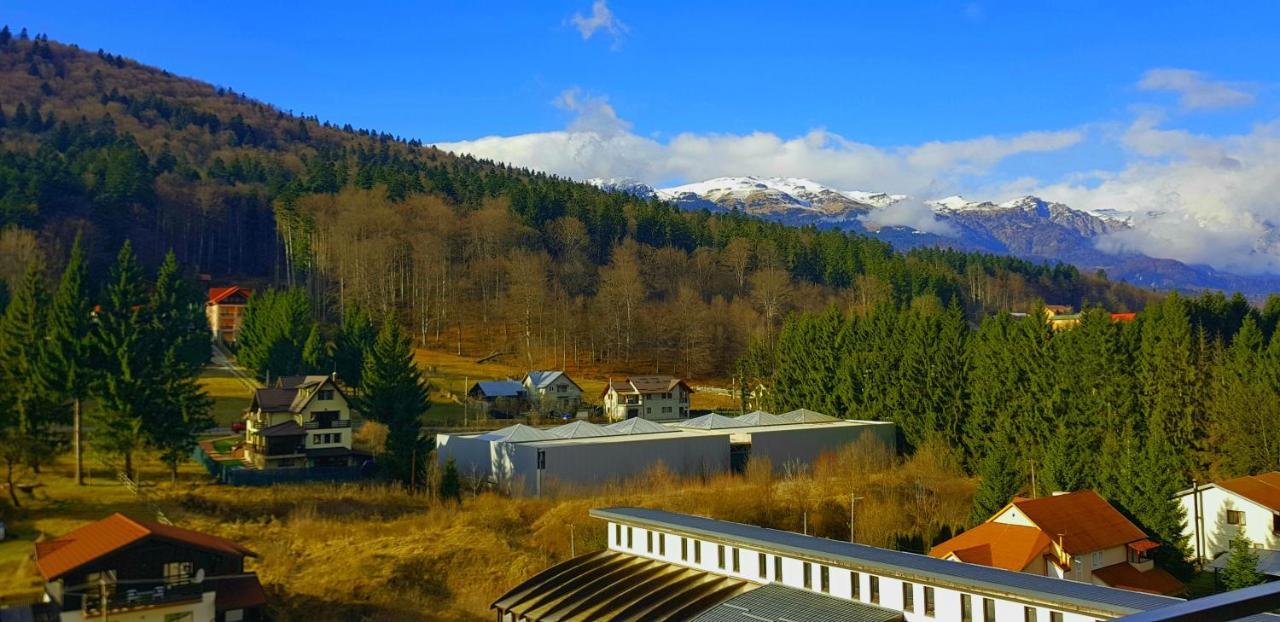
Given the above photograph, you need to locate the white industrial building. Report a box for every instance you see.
[492,507,1280,622]
[435,410,896,496]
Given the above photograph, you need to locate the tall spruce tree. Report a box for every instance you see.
[90,242,152,479]
[42,234,94,484]
[359,315,430,486]
[335,305,376,390]
[0,263,61,472]
[970,419,1023,524]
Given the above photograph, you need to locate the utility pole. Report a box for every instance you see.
[802,512,808,536]
[570,524,576,557]
[1029,459,1038,499]
[850,494,864,543]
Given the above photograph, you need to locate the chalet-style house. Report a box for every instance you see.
[206,286,252,343]
[243,375,368,469]
[467,380,527,418]
[522,371,583,417]
[601,375,693,421]
[1178,472,1280,566]
[34,513,265,622]
[930,490,1183,595]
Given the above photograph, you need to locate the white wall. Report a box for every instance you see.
[508,434,730,495]
[1180,486,1280,560]
[606,520,1112,622]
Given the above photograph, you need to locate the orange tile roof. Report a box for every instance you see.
[1217,472,1280,512]
[1013,491,1147,555]
[1110,312,1137,322]
[929,522,1052,572]
[208,286,252,305]
[1092,561,1184,596]
[34,514,255,580]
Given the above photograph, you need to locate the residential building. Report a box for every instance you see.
[243,375,367,470]
[930,490,1183,596]
[206,286,252,343]
[34,513,265,622]
[467,380,527,418]
[492,507,1256,622]
[601,375,693,421]
[1178,472,1280,564]
[521,371,583,416]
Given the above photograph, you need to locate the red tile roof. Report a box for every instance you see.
[1013,491,1148,555]
[208,286,252,305]
[603,376,694,397]
[1110,312,1137,322]
[34,514,255,580]
[1217,472,1280,512]
[929,522,1052,571]
[1092,561,1184,595]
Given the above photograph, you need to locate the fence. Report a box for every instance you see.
[191,445,375,486]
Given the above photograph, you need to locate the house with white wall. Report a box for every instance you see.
[243,375,366,470]
[521,371,583,416]
[1177,471,1280,563]
[601,375,692,421]
[930,491,1182,596]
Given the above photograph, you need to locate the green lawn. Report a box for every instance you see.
[199,366,255,426]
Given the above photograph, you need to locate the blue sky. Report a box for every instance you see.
[10,1,1280,272]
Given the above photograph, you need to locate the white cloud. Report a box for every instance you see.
[1137,68,1255,110]
[569,0,627,44]
[434,99,1083,197]
[860,197,959,237]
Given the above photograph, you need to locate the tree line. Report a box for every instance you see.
[750,290,1280,566]
[0,236,210,504]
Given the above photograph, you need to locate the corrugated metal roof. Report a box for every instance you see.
[472,380,525,398]
[778,409,840,424]
[549,420,611,439]
[735,411,788,426]
[590,507,1181,617]
[1207,547,1280,577]
[476,423,559,443]
[603,418,679,435]
[525,371,567,390]
[690,583,902,622]
[671,413,752,430]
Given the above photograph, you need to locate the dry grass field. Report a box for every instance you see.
[0,437,973,621]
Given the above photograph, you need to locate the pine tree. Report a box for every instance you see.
[42,234,95,484]
[90,242,152,480]
[439,457,462,504]
[359,315,430,487]
[302,323,330,372]
[1131,424,1192,565]
[1221,532,1263,590]
[335,305,376,390]
[0,264,61,474]
[970,423,1023,524]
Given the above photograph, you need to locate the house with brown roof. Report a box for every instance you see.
[930,490,1183,596]
[206,286,252,343]
[1178,471,1280,563]
[243,375,369,470]
[601,375,693,421]
[34,513,265,622]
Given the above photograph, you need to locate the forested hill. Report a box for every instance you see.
[0,28,1163,378]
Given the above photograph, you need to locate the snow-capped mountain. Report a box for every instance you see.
[586,176,1280,296]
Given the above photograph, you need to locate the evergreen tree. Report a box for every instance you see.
[1131,424,1192,565]
[42,234,95,484]
[1221,532,1264,590]
[0,263,61,472]
[359,315,430,487]
[236,288,311,380]
[970,424,1023,524]
[1138,293,1201,479]
[439,457,461,504]
[90,242,152,479]
[334,305,376,390]
[302,322,330,372]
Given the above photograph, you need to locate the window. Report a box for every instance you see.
[1274,513,1280,535]
[557,385,567,393]
[695,540,702,564]
[820,566,829,593]
[732,548,740,572]
[1024,606,1037,622]
[682,537,688,561]
[658,533,666,556]
[647,531,653,553]
[662,406,672,413]
[869,575,879,604]
[312,434,322,444]
[984,598,995,622]
[163,561,192,585]
[961,594,973,622]
[851,571,860,599]
[627,527,633,548]
[718,545,726,570]
[902,581,914,612]
[1092,551,1103,568]
[1050,613,1063,622]
[1228,510,1245,525]
[774,555,782,581]
[924,586,935,616]
[225,610,244,622]
[803,562,812,589]
[615,524,622,546]
[319,389,334,400]
[758,552,767,578]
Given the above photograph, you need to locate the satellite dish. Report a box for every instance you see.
[193,568,205,584]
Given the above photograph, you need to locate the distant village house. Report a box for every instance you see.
[206,286,252,343]
[467,380,527,418]
[602,375,693,421]
[243,375,368,469]
[522,371,583,417]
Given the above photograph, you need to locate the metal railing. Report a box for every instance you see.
[1115,581,1280,621]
